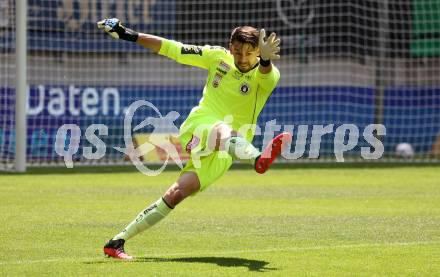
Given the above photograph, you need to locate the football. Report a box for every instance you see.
[395,143,415,159]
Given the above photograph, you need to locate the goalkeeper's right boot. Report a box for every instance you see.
[103,239,133,260]
[255,132,292,174]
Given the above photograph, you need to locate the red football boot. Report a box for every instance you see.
[255,132,292,174]
[103,239,133,260]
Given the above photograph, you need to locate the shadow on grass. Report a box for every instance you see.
[86,256,277,272]
[138,256,277,272]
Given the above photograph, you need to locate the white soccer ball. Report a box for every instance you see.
[395,143,414,159]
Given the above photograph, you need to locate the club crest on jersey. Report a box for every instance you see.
[239,82,251,95]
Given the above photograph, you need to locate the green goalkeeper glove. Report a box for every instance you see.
[97,18,139,42]
[258,29,280,65]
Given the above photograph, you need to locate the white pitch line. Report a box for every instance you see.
[1,240,439,266]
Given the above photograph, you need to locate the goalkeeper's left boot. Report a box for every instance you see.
[103,239,133,260]
[255,132,292,174]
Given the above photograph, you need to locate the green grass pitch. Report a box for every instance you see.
[1,165,439,276]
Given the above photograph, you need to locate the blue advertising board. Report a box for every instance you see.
[1,85,438,162]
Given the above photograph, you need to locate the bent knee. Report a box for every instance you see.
[170,186,185,202]
[164,173,200,206]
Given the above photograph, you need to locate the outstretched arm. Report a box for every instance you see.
[136,33,162,53]
[258,29,281,74]
[97,18,162,53]
[98,18,216,70]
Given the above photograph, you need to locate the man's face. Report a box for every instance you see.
[229,41,259,73]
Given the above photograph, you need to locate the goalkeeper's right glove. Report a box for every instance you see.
[97,18,139,42]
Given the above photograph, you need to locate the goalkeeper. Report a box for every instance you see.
[97,18,292,260]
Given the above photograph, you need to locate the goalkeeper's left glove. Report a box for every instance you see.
[97,18,139,42]
[258,29,280,66]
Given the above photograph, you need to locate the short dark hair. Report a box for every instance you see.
[229,26,259,48]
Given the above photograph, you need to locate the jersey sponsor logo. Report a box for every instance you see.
[239,82,251,95]
[212,73,223,88]
[181,45,203,56]
[219,61,231,72]
[216,68,227,75]
[185,135,200,154]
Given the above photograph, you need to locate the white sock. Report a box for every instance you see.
[113,197,173,241]
[224,136,260,164]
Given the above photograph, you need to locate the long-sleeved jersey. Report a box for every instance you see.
[158,39,280,142]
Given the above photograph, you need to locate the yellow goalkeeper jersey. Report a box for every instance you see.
[158,39,280,141]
